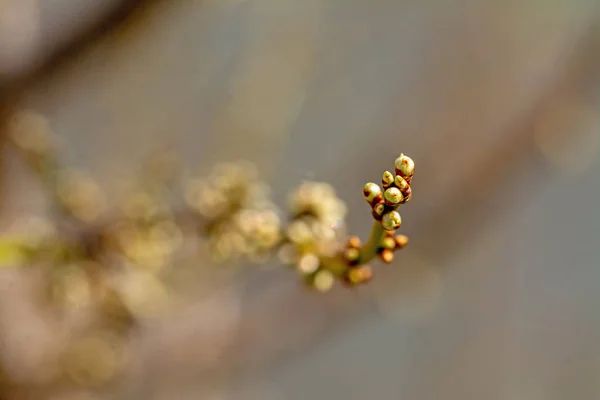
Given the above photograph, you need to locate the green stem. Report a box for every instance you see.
[0,237,33,266]
[357,221,384,265]
[320,221,384,276]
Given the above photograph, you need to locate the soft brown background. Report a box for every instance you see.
[0,0,599,399]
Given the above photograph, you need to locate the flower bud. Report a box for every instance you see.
[344,247,360,264]
[400,185,412,203]
[381,210,402,231]
[362,182,382,204]
[372,202,386,218]
[287,221,313,244]
[347,265,373,285]
[298,253,320,274]
[313,270,335,292]
[382,171,394,188]
[394,154,415,180]
[383,187,403,205]
[380,249,394,263]
[381,237,396,250]
[347,236,362,249]
[394,234,409,249]
[394,175,409,191]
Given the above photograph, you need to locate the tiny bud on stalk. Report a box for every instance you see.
[394,153,415,181]
[346,265,373,285]
[313,270,335,292]
[381,211,402,231]
[384,187,403,205]
[8,110,418,298]
[344,247,360,263]
[382,171,394,188]
[380,249,394,263]
[394,234,409,249]
[381,237,396,250]
[347,236,361,249]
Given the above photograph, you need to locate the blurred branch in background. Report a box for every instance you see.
[0,0,153,96]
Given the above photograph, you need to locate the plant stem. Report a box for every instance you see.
[0,237,31,266]
[320,221,384,275]
[358,221,384,265]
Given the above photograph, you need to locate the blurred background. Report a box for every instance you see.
[0,0,599,399]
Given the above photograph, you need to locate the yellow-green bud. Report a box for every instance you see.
[313,270,335,292]
[382,171,394,187]
[381,211,402,231]
[362,182,382,203]
[344,247,360,263]
[381,237,396,250]
[380,249,394,263]
[383,187,403,205]
[298,253,320,274]
[394,154,415,179]
[347,265,373,285]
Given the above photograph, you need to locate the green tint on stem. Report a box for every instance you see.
[358,221,384,265]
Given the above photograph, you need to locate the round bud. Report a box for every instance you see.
[381,237,396,250]
[384,187,403,205]
[394,154,415,179]
[347,265,373,285]
[357,265,373,283]
[380,249,394,263]
[298,253,320,274]
[313,270,335,292]
[381,210,402,231]
[363,182,382,203]
[347,236,362,249]
[344,248,360,264]
[394,234,409,249]
[382,171,394,187]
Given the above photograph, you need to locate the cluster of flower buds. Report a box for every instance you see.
[102,168,182,273]
[340,236,373,286]
[362,153,414,231]
[107,213,182,272]
[6,112,173,329]
[286,183,346,247]
[1,109,421,394]
[3,113,421,390]
[279,182,347,292]
[288,182,347,229]
[0,165,108,314]
[8,111,108,223]
[199,206,281,262]
[376,231,409,264]
[7,108,418,311]
[185,162,282,261]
